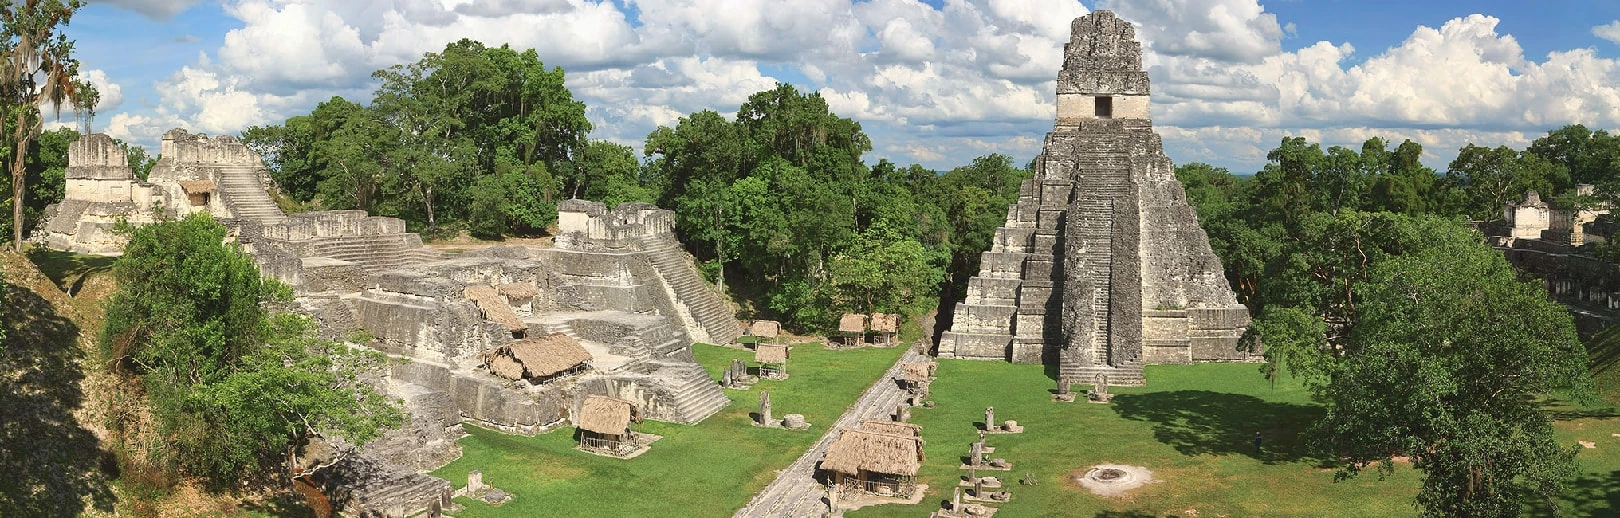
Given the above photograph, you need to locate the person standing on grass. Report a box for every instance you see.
[1254,431,1263,453]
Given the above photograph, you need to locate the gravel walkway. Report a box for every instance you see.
[732,348,927,518]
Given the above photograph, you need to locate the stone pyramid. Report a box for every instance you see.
[937,10,1253,386]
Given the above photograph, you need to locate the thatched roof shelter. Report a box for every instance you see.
[870,313,900,334]
[755,343,789,364]
[489,355,525,380]
[901,362,936,382]
[498,282,539,300]
[748,320,781,338]
[506,333,592,377]
[820,429,924,477]
[178,180,217,194]
[859,419,922,437]
[464,284,526,332]
[838,313,868,334]
[578,395,639,436]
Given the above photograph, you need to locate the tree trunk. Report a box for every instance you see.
[424,186,436,228]
[12,108,27,252]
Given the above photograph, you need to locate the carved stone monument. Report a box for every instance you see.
[1088,374,1114,403]
[758,391,773,426]
[936,10,1254,388]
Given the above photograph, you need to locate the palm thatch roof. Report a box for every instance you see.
[859,419,922,437]
[838,313,868,334]
[489,354,525,381]
[901,362,936,382]
[178,180,217,194]
[869,313,900,333]
[498,282,539,300]
[748,320,781,338]
[505,333,592,377]
[464,284,526,332]
[820,429,924,476]
[578,395,638,435]
[755,343,789,364]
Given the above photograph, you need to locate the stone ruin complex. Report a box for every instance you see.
[937,10,1254,386]
[38,129,744,515]
[1486,187,1619,334]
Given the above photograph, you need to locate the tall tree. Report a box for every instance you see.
[1310,244,1588,517]
[1446,144,1567,221]
[100,214,402,485]
[2,0,91,251]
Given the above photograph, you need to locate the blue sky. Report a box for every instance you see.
[64,0,1620,174]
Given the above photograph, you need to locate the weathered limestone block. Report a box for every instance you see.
[361,380,463,470]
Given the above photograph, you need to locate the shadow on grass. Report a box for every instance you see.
[1548,407,1620,421]
[1096,512,1175,518]
[1111,390,1322,464]
[25,246,115,295]
[1528,470,1620,517]
[239,495,320,518]
[0,282,117,514]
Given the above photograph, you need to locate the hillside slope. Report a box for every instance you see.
[0,249,116,515]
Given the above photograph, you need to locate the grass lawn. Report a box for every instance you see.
[840,360,1620,518]
[24,246,115,294]
[431,342,909,517]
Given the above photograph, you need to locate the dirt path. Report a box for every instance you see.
[733,348,927,518]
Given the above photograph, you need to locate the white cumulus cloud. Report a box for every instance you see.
[90,0,1620,172]
[1594,21,1620,44]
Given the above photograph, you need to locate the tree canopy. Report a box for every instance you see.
[0,0,95,251]
[1184,133,1598,517]
[242,39,594,236]
[100,214,402,485]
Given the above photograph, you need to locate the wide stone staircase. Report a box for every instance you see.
[641,235,743,344]
[301,233,445,272]
[213,163,287,225]
[650,361,730,423]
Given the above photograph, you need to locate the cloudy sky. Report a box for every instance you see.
[62,0,1620,173]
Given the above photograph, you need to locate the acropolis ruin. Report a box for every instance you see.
[37,128,742,515]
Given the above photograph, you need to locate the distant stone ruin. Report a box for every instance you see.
[35,130,286,253]
[1486,187,1618,334]
[39,129,745,516]
[937,10,1255,387]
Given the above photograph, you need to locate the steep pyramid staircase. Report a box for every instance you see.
[1056,130,1145,387]
[651,360,730,423]
[641,234,743,344]
[213,164,287,225]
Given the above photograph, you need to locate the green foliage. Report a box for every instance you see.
[242,39,590,233]
[1310,246,1589,517]
[1182,132,1605,517]
[1,0,92,251]
[0,270,5,350]
[1446,144,1567,221]
[826,230,947,316]
[100,213,401,485]
[568,139,654,206]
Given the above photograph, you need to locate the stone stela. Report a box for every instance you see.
[937,10,1256,388]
